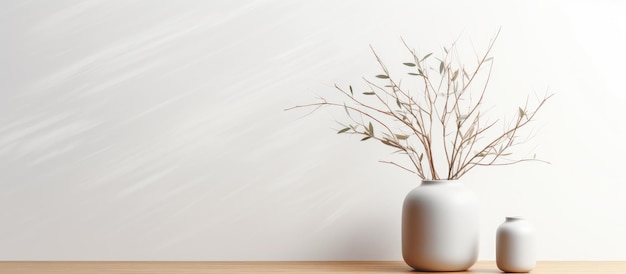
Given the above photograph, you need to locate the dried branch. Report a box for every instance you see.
[286,29,552,180]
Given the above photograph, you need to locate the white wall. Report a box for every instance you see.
[1,0,625,260]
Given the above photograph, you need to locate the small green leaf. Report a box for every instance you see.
[443,47,448,54]
[363,91,376,95]
[376,74,389,79]
[381,139,400,148]
[343,103,351,117]
[439,61,444,74]
[337,127,350,134]
[518,107,525,118]
[422,52,433,61]
[451,70,459,81]
[349,85,353,96]
[368,122,374,135]
[485,57,494,62]
[403,62,416,67]
[395,134,409,140]
[396,98,402,108]
[361,136,371,141]
[408,72,423,77]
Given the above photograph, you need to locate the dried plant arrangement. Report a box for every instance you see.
[287,31,552,180]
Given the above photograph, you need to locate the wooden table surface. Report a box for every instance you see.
[1,261,625,274]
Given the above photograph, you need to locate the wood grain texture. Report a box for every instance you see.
[0,261,625,274]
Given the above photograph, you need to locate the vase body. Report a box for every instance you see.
[496,217,535,273]
[402,180,479,271]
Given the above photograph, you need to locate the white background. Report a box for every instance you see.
[1,0,625,260]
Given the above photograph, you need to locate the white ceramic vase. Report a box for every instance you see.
[402,180,479,271]
[496,217,536,273]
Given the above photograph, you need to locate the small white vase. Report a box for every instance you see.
[496,217,536,273]
[402,180,479,271]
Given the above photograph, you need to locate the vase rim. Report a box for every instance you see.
[506,216,525,221]
[421,179,458,184]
